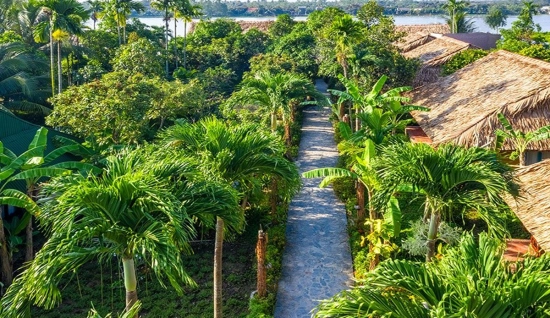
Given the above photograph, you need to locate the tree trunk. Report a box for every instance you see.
[256,230,268,298]
[49,18,55,97]
[284,122,292,147]
[0,207,12,288]
[165,8,169,78]
[426,212,440,262]
[174,13,178,69]
[123,256,138,317]
[241,196,248,211]
[183,21,187,69]
[520,151,526,167]
[214,217,224,318]
[355,105,360,132]
[356,182,365,224]
[270,112,277,133]
[57,41,62,94]
[117,23,122,45]
[368,246,379,271]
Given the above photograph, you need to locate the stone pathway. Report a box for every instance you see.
[274,80,353,318]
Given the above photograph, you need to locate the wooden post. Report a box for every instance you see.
[256,230,268,298]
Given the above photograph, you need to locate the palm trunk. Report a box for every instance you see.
[123,26,126,44]
[356,182,365,223]
[214,217,224,318]
[270,112,277,133]
[0,206,12,287]
[520,151,526,167]
[174,13,178,69]
[49,19,55,97]
[57,41,62,94]
[25,184,36,262]
[165,8,169,78]
[183,21,187,69]
[123,256,138,317]
[355,105,360,132]
[284,122,291,147]
[426,212,440,262]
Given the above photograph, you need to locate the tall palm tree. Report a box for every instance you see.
[34,0,89,94]
[0,148,240,317]
[315,233,550,317]
[376,142,516,262]
[151,0,172,77]
[444,0,475,33]
[103,0,144,44]
[160,117,300,318]
[496,113,550,167]
[87,0,103,30]
[324,15,365,79]
[173,0,202,69]
[231,71,328,146]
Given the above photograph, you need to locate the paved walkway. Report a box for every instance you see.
[274,80,353,318]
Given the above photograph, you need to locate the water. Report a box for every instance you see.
[86,14,550,35]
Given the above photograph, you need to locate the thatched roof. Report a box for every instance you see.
[410,50,550,151]
[395,32,435,52]
[403,35,474,67]
[395,24,450,35]
[505,160,550,252]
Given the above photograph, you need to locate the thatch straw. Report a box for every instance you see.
[395,32,435,52]
[410,50,550,151]
[403,35,473,67]
[395,24,450,35]
[505,160,550,252]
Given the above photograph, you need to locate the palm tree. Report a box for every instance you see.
[160,117,300,318]
[87,0,103,30]
[324,15,365,79]
[495,113,550,167]
[376,142,516,262]
[173,0,202,69]
[485,5,508,33]
[151,0,172,77]
[0,148,240,317]
[231,71,328,146]
[444,0,475,33]
[315,233,550,317]
[103,0,144,44]
[0,42,50,115]
[34,0,89,94]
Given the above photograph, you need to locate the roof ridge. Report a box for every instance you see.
[495,49,550,70]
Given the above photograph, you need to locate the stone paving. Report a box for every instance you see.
[274,79,353,318]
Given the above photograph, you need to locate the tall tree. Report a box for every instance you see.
[173,0,201,69]
[444,0,474,33]
[151,0,172,77]
[160,118,300,318]
[0,148,240,317]
[324,15,365,79]
[87,0,103,30]
[33,0,89,94]
[485,5,508,33]
[103,0,144,44]
[376,142,516,262]
[229,71,328,145]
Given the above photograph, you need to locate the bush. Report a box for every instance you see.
[442,49,489,75]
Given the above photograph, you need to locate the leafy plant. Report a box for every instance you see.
[442,49,488,75]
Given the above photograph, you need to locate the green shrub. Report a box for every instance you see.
[442,49,489,75]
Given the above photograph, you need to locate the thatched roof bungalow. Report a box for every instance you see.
[409,50,550,165]
[404,35,476,86]
[505,160,550,253]
[394,24,450,53]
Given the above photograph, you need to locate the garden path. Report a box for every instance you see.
[273,79,353,317]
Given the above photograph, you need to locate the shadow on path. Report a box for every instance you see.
[273,79,353,318]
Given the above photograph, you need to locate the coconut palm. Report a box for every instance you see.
[444,0,475,33]
[376,142,516,262]
[315,233,550,317]
[324,15,365,79]
[0,148,240,317]
[174,0,202,69]
[87,0,103,30]
[160,117,300,318]
[496,113,550,167]
[0,42,50,115]
[34,0,89,94]
[102,0,144,44]
[231,71,328,146]
[151,0,172,77]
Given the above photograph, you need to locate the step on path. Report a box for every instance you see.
[274,79,353,318]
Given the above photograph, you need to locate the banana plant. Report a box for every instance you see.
[496,113,550,167]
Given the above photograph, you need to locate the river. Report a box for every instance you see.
[86,14,550,35]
